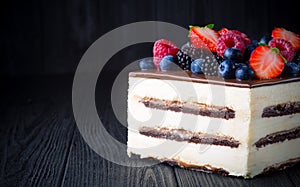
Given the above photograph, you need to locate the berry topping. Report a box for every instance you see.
[224,47,243,61]
[218,28,229,36]
[139,58,155,70]
[160,55,179,71]
[249,46,285,79]
[213,52,224,64]
[282,62,300,76]
[272,28,300,51]
[293,51,300,64]
[218,60,236,79]
[191,59,204,74]
[199,55,219,76]
[226,30,251,45]
[181,42,207,60]
[189,24,219,52]
[268,38,295,62]
[235,66,255,80]
[244,40,258,61]
[176,50,193,70]
[216,34,246,57]
[218,28,251,45]
[153,39,179,69]
[259,34,272,45]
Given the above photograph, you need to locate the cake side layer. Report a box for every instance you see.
[128,131,300,178]
[247,138,300,176]
[127,131,249,177]
[128,99,250,142]
[261,157,300,175]
[262,101,300,117]
[254,126,300,148]
[139,126,240,148]
[138,96,235,119]
[129,71,300,88]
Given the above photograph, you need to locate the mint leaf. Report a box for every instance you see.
[206,24,214,29]
[258,43,268,46]
[271,47,280,54]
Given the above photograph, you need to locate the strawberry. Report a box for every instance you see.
[272,28,300,51]
[153,39,179,69]
[189,24,219,52]
[249,46,285,79]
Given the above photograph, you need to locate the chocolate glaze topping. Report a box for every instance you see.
[129,70,300,88]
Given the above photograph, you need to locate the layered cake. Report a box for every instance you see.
[127,24,300,178]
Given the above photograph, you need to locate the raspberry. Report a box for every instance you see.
[216,34,246,58]
[268,39,295,62]
[226,30,251,45]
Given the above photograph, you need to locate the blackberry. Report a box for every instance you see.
[293,51,300,64]
[176,49,193,70]
[181,42,206,60]
[199,55,219,76]
[213,52,223,64]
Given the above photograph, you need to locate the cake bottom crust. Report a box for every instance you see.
[129,154,300,178]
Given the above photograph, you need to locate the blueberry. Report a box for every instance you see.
[160,55,178,71]
[218,60,236,79]
[139,58,155,70]
[244,41,258,61]
[235,66,255,80]
[283,62,300,75]
[191,59,204,74]
[235,62,248,69]
[259,34,272,45]
[224,47,243,61]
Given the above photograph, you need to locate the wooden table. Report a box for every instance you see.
[1,75,299,187]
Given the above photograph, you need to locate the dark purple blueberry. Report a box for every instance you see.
[224,47,243,61]
[218,60,236,79]
[259,34,272,45]
[139,58,155,70]
[235,66,255,80]
[244,41,258,61]
[282,62,300,76]
[160,55,179,71]
[191,59,204,74]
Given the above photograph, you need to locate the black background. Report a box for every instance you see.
[1,0,300,76]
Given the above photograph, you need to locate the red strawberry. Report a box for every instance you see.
[189,25,219,52]
[272,28,300,51]
[153,39,179,69]
[249,46,285,79]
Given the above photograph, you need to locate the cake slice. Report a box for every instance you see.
[127,71,300,178]
[127,25,300,178]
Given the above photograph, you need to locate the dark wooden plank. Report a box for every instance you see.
[0,76,76,186]
[0,101,76,186]
[174,164,297,187]
[62,129,178,187]
[285,164,300,186]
